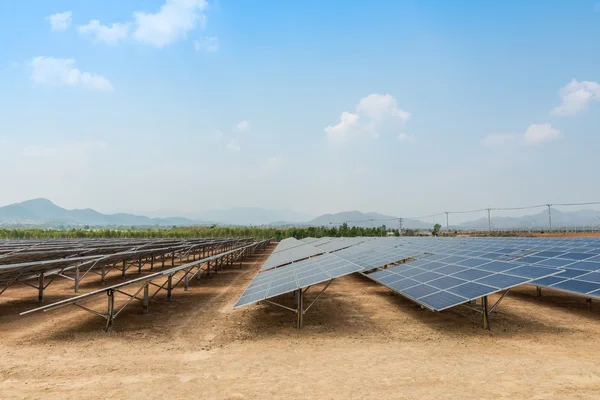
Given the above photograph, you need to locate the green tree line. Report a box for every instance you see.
[0,223,395,241]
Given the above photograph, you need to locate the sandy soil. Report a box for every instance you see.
[1,243,600,399]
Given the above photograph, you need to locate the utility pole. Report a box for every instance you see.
[445,212,449,232]
[398,218,403,235]
[487,208,492,233]
[547,204,552,232]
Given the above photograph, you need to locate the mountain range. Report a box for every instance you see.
[0,198,200,227]
[0,199,599,230]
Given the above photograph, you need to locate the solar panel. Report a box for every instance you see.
[234,253,363,308]
[365,256,561,311]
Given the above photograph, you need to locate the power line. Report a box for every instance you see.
[319,201,600,226]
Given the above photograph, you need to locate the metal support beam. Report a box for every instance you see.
[105,289,115,332]
[482,295,490,330]
[74,267,80,293]
[296,289,304,329]
[38,272,44,304]
[167,275,173,300]
[489,289,511,313]
[143,284,149,314]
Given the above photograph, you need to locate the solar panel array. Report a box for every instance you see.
[234,253,362,308]
[367,258,559,311]
[260,241,325,271]
[236,236,600,314]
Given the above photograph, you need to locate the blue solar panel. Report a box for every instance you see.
[565,261,600,271]
[556,252,595,261]
[388,278,420,291]
[452,268,493,281]
[403,284,438,299]
[418,291,466,310]
[553,280,600,294]
[536,258,577,268]
[478,261,518,273]
[447,282,498,299]
[578,272,600,284]
[411,271,444,283]
[434,264,467,275]
[505,266,558,279]
[428,276,467,290]
[475,274,529,289]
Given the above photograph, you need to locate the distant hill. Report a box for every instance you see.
[0,199,203,227]
[307,211,431,229]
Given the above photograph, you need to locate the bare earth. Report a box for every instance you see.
[1,243,600,399]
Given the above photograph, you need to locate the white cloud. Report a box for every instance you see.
[236,120,250,132]
[482,124,562,148]
[551,79,600,116]
[194,36,219,52]
[523,123,562,145]
[133,0,208,48]
[23,141,108,157]
[324,94,410,145]
[226,139,240,152]
[47,12,72,31]
[30,57,113,91]
[356,94,410,123]
[397,133,416,142]
[78,20,130,44]
[324,112,361,144]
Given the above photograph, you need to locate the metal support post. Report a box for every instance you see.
[587,298,592,309]
[297,289,304,329]
[150,254,154,271]
[138,257,142,274]
[143,284,149,314]
[101,265,106,283]
[74,267,80,293]
[162,254,165,268]
[184,271,189,291]
[38,273,44,304]
[105,289,115,332]
[207,260,211,278]
[167,275,173,300]
[482,296,490,330]
[536,286,542,297]
[122,260,126,277]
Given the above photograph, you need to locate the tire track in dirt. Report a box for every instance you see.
[171,246,274,343]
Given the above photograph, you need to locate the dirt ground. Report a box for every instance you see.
[1,243,600,399]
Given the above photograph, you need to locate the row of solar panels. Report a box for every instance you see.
[235,236,600,312]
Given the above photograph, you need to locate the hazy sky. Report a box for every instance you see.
[0,0,599,222]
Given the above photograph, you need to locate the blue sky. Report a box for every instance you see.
[0,0,599,222]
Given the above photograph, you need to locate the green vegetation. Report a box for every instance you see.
[0,223,393,241]
[432,223,442,236]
